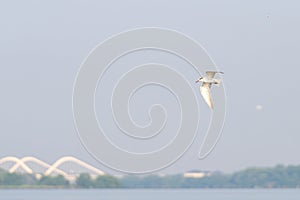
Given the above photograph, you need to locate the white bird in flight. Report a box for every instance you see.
[195,71,224,109]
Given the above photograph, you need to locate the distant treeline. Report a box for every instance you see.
[1,165,300,188]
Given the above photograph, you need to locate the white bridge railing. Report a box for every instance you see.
[0,156,105,181]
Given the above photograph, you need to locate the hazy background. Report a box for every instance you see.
[0,0,299,174]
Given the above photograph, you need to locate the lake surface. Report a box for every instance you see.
[0,189,299,200]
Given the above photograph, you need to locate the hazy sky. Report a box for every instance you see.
[0,0,299,174]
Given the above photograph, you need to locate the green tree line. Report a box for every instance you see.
[1,165,300,188]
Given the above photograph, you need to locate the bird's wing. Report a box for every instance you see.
[200,82,213,109]
[205,71,224,78]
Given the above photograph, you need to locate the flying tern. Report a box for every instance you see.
[195,71,224,109]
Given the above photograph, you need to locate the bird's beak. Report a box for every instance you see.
[195,79,200,83]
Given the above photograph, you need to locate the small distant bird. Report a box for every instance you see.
[195,71,224,109]
[256,104,263,111]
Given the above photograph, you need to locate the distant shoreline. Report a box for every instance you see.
[1,165,300,189]
[0,187,300,190]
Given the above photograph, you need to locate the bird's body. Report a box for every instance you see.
[195,71,224,109]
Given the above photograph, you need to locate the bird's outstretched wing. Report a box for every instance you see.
[200,82,213,109]
[205,71,224,78]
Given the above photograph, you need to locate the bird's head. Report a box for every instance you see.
[195,77,203,83]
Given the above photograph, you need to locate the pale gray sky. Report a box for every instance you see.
[0,0,299,174]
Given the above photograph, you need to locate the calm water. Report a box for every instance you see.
[0,189,299,200]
